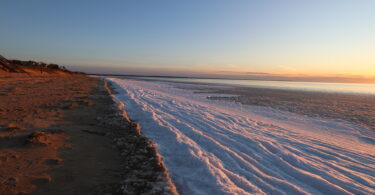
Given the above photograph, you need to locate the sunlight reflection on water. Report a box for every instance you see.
[126,77,375,95]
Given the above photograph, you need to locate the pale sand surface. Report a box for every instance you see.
[0,75,176,194]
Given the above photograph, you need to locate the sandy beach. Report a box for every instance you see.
[0,75,176,194]
[2,1,375,194]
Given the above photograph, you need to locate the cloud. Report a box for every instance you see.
[245,72,270,75]
[217,70,270,75]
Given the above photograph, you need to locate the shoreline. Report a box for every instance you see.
[0,74,176,194]
[104,80,177,194]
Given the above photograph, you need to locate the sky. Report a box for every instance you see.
[1,0,375,80]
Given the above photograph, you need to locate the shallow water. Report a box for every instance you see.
[126,76,375,95]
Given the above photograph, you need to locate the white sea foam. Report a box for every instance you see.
[108,78,375,195]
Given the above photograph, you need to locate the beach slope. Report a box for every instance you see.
[0,75,176,194]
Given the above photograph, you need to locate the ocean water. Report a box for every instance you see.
[124,76,375,95]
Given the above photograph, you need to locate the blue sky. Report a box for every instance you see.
[1,0,374,77]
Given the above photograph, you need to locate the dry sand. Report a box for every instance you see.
[0,75,176,195]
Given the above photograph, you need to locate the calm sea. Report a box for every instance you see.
[121,76,375,95]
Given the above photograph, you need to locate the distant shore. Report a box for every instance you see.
[91,73,375,84]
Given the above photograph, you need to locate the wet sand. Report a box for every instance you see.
[0,75,176,194]
[204,87,375,130]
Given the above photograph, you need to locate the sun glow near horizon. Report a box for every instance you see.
[1,0,375,82]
